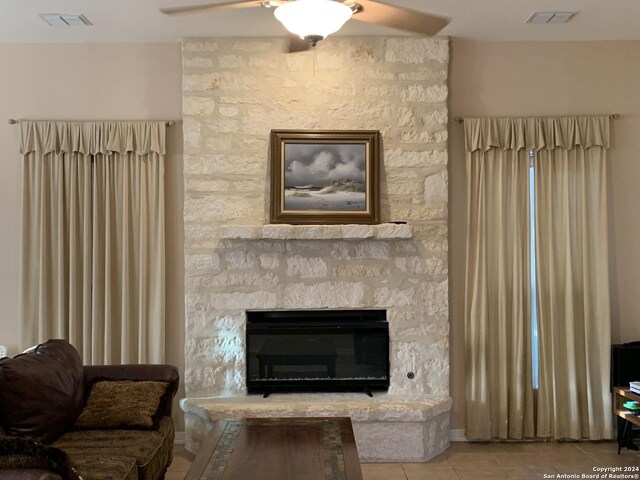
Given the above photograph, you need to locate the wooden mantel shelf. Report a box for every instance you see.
[219,223,413,241]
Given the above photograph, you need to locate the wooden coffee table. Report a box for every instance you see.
[183,417,363,480]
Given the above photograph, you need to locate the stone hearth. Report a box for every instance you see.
[182,394,451,462]
[182,36,450,461]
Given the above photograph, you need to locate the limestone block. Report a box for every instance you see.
[315,51,344,70]
[218,54,246,68]
[183,118,201,151]
[341,225,375,239]
[232,40,274,52]
[209,291,276,310]
[354,422,424,461]
[223,251,256,269]
[184,195,255,222]
[183,96,216,116]
[220,225,261,239]
[192,271,277,288]
[207,119,239,133]
[259,253,280,270]
[422,109,448,126]
[398,68,447,82]
[219,95,262,105]
[261,225,340,240]
[185,293,209,316]
[384,38,449,64]
[249,57,278,68]
[348,41,379,62]
[219,106,239,117]
[185,253,220,270]
[282,282,365,308]
[334,264,388,278]
[242,107,319,135]
[206,136,232,151]
[376,224,412,239]
[401,129,448,144]
[392,323,449,343]
[384,181,421,203]
[374,287,417,307]
[183,72,256,92]
[184,56,213,68]
[183,154,264,176]
[286,256,328,279]
[186,178,230,193]
[359,85,400,98]
[401,85,448,103]
[184,223,218,240]
[398,107,417,127]
[286,55,306,72]
[424,172,448,204]
[384,149,447,168]
[422,280,449,318]
[397,256,447,276]
[183,155,222,175]
[388,205,447,222]
[354,242,390,259]
[183,41,219,52]
[238,137,267,151]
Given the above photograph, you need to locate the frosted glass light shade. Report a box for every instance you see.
[274,0,353,41]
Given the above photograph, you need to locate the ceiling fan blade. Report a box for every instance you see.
[160,0,262,15]
[287,35,311,53]
[352,0,450,37]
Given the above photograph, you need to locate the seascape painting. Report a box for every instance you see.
[270,130,379,224]
[283,143,367,212]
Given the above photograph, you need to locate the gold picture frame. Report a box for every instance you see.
[270,130,380,225]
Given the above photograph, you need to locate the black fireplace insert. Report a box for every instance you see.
[246,309,389,397]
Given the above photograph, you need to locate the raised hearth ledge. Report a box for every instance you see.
[181,393,452,462]
[219,223,413,240]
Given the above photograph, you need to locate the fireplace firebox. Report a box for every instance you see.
[246,310,389,397]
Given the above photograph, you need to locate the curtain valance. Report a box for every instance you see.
[19,121,166,156]
[464,116,610,153]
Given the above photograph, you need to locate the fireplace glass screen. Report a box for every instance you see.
[246,310,389,395]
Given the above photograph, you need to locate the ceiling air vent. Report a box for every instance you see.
[40,14,92,27]
[526,11,576,24]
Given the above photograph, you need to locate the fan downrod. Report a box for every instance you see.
[304,35,323,47]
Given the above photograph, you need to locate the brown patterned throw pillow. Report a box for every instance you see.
[74,381,169,430]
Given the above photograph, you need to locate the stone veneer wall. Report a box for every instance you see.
[182,36,449,400]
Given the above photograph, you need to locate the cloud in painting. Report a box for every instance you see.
[284,143,366,187]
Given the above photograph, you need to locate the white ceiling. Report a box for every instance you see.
[1,0,640,43]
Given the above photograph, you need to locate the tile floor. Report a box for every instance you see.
[166,441,640,480]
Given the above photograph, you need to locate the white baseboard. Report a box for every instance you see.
[450,429,468,442]
[174,432,185,445]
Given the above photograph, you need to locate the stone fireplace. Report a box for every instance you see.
[181,36,450,461]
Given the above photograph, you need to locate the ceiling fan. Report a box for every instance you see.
[160,0,450,52]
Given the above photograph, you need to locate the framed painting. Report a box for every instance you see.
[270,130,380,225]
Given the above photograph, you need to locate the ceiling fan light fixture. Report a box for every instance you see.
[273,0,353,45]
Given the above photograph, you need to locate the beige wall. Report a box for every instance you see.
[449,40,640,430]
[0,43,185,429]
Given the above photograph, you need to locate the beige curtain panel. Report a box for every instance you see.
[19,121,166,365]
[464,116,612,440]
[464,125,535,440]
[534,130,612,440]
